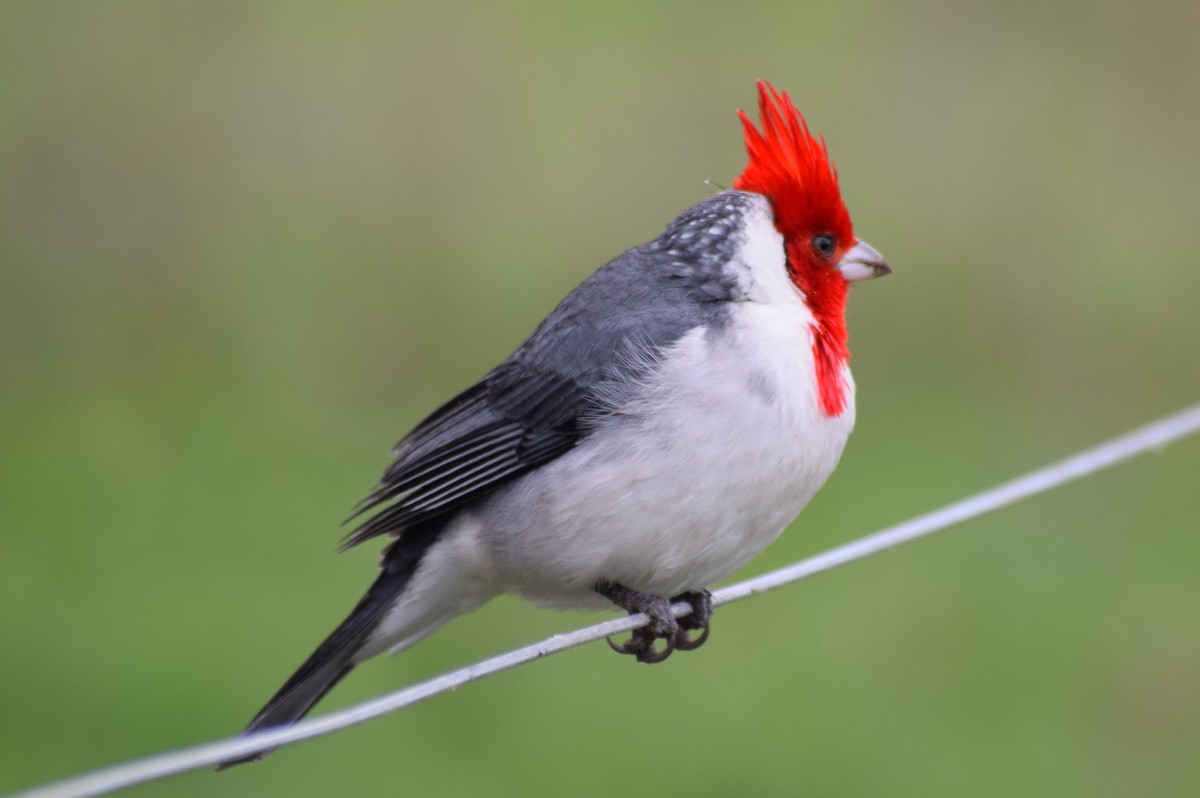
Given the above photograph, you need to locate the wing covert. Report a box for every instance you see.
[340,191,754,550]
[339,364,586,549]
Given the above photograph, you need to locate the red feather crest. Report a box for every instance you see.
[732,80,851,247]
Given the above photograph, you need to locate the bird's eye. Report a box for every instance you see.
[812,234,837,259]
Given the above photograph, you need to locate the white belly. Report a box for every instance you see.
[478,304,855,610]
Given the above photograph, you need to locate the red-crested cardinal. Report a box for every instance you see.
[224,80,890,765]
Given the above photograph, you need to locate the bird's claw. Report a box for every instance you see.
[606,627,677,664]
[672,589,713,652]
[674,620,710,651]
[596,580,683,664]
[596,583,715,663]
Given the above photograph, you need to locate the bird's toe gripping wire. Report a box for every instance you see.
[672,589,713,651]
[606,626,677,664]
[596,581,714,664]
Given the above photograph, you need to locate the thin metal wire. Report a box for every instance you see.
[14,402,1200,798]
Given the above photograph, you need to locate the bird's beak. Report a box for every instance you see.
[835,239,891,282]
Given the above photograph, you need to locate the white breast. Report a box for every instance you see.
[477,198,857,609]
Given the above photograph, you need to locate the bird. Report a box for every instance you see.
[222,80,890,766]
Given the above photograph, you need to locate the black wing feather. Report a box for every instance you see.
[339,364,586,550]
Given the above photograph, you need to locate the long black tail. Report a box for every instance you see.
[220,524,442,769]
[216,568,405,768]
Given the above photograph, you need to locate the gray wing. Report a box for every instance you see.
[340,191,751,549]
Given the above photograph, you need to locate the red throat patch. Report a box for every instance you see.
[733,80,854,418]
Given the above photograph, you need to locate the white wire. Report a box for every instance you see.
[14,402,1200,798]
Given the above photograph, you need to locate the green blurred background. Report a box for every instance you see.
[2,2,1198,796]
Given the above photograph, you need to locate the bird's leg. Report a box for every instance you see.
[671,589,712,651]
[595,580,678,664]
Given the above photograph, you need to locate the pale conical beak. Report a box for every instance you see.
[835,239,891,281]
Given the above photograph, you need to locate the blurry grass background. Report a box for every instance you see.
[2,2,1198,796]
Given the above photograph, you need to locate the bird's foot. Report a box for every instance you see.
[608,625,677,664]
[672,589,712,651]
[596,581,679,664]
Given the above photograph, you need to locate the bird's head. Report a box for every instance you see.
[733,80,890,417]
[733,80,890,294]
